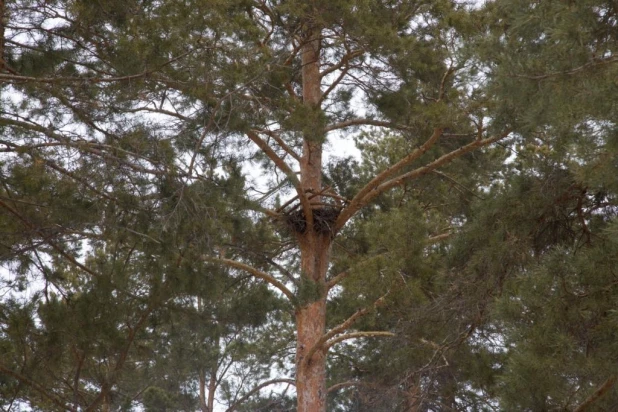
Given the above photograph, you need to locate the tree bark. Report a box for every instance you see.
[0,0,4,71]
[295,16,330,412]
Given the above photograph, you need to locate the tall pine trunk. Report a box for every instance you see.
[295,21,330,412]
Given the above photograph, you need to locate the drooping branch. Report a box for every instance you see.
[327,380,374,394]
[335,128,443,230]
[201,255,297,304]
[302,292,389,368]
[0,118,176,176]
[0,48,200,84]
[225,378,296,412]
[0,198,100,278]
[0,364,75,412]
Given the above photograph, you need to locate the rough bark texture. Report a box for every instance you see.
[295,18,330,412]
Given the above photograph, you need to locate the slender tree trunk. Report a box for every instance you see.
[295,18,330,412]
[207,366,217,412]
[199,369,208,412]
[0,0,5,71]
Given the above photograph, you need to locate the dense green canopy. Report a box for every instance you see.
[0,0,616,411]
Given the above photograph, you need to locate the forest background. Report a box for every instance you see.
[0,0,617,411]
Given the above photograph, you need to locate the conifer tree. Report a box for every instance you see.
[4,0,612,410]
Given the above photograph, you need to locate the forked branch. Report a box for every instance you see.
[368,130,512,201]
[302,292,389,368]
[336,129,511,231]
[335,128,443,230]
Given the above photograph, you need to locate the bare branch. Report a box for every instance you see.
[427,232,452,244]
[225,379,296,412]
[201,255,297,304]
[335,128,443,231]
[320,49,364,78]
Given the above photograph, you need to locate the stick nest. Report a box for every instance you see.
[284,207,340,236]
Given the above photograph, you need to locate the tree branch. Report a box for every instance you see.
[0,365,75,412]
[340,129,511,228]
[0,198,100,278]
[327,380,374,393]
[201,255,297,304]
[573,375,617,412]
[302,292,389,368]
[368,130,511,202]
[335,128,443,231]
[246,130,312,220]
[320,49,364,79]
[85,306,155,411]
[225,378,296,412]
[510,56,618,81]
[324,331,395,351]
[325,118,409,133]
[257,128,301,162]
[427,232,452,244]
[326,253,388,291]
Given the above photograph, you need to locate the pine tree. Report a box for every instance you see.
[472,0,618,409]
[5,0,613,410]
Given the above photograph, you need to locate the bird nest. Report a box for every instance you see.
[284,207,340,236]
